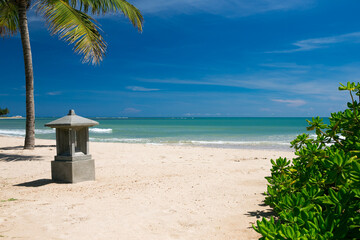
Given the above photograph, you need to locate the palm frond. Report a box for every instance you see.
[0,0,19,37]
[68,0,143,31]
[37,0,107,64]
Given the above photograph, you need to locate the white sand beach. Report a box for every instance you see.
[0,136,295,240]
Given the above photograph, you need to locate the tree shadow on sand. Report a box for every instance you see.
[245,202,276,229]
[0,144,55,161]
[14,179,54,187]
[245,208,275,219]
[245,199,276,224]
[0,153,43,162]
[0,145,55,151]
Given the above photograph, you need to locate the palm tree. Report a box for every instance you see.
[0,0,143,149]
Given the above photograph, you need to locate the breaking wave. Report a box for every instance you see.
[0,129,55,137]
[87,137,291,150]
[89,137,149,143]
[89,128,113,133]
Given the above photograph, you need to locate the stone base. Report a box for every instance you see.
[55,154,92,161]
[51,159,95,183]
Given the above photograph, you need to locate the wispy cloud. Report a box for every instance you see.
[27,9,44,23]
[259,62,311,69]
[13,86,25,91]
[122,107,141,114]
[271,99,306,107]
[132,0,314,17]
[184,112,222,117]
[137,62,360,98]
[269,32,360,53]
[126,86,160,92]
[46,91,62,96]
[28,15,43,23]
[137,76,334,96]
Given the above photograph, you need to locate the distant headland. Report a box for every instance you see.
[0,116,23,119]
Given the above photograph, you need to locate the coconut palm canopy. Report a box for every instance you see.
[0,0,143,149]
[0,0,143,64]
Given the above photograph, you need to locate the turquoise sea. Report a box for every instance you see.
[0,117,328,150]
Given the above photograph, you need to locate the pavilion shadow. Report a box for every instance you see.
[0,153,43,162]
[14,179,53,187]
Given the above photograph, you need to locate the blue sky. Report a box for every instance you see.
[1,0,360,117]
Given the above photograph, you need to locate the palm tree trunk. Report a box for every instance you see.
[18,0,35,149]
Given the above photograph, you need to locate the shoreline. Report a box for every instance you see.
[0,135,295,239]
[0,134,295,152]
[0,117,310,152]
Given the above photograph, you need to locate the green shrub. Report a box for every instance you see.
[0,107,9,116]
[253,82,360,240]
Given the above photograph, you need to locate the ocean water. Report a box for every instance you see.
[0,117,328,150]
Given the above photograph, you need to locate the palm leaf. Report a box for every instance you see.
[37,0,107,64]
[0,0,19,37]
[68,0,143,31]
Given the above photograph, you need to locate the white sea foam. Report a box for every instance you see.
[0,129,54,137]
[36,129,55,134]
[0,129,25,136]
[186,140,290,146]
[89,137,149,143]
[146,143,164,146]
[89,128,113,133]
[338,135,345,140]
[310,133,345,140]
[88,137,291,147]
[0,128,113,137]
[309,134,317,139]
[85,137,293,150]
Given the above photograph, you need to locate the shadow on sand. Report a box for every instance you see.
[0,144,55,161]
[245,199,276,220]
[0,153,43,162]
[245,209,275,219]
[14,179,54,187]
[245,202,276,229]
[0,145,55,151]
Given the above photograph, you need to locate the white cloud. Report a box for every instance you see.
[137,62,357,97]
[123,107,141,114]
[271,99,306,107]
[46,91,62,96]
[28,15,43,23]
[27,9,44,23]
[259,63,311,69]
[184,112,221,117]
[137,75,337,96]
[269,32,360,53]
[13,86,25,91]
[132,0,314,17]
[126,86,160,92]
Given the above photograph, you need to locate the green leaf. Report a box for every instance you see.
[0,0,19,37]
[37,0,107,64]
[68,0,143,31]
